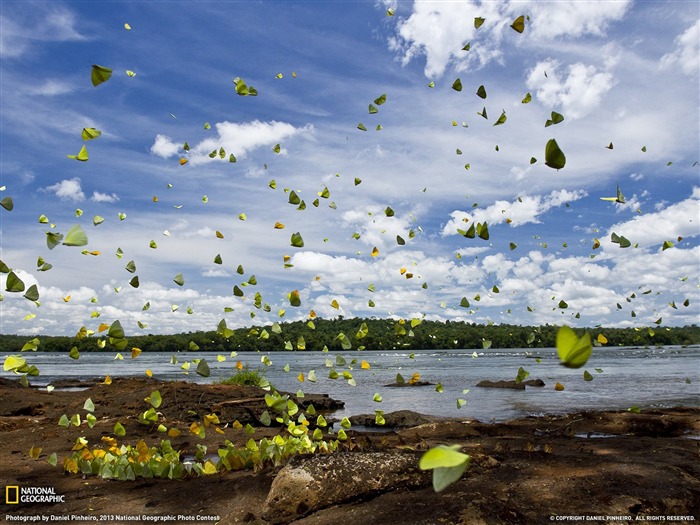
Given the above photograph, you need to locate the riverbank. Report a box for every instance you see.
[1,377,698,524]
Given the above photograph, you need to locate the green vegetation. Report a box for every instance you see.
[60,388,341,479]
[217,367,267,387]
[1,319,697,354]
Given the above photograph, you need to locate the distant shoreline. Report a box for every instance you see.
[1,319,698,354]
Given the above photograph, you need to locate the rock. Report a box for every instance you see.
[524,379,545,387]
[476,379,545,389]
[476,380,525,390]
[349,410,446,429]
[261,451,430,524]
[398,420,481,441]
[383,380,434,387]
[294,392,345,412]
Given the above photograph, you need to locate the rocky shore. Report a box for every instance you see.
[1,377,698,524]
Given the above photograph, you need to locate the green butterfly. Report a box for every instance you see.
[556,326,592,368]
[600,183,625,204]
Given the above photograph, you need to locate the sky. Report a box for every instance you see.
[0,0,699,337]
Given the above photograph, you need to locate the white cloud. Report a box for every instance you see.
[0,16,29,58]
[186,227,216,238]
[455,246,491,257]
[2,234,697,335]
[244,166,268,179]
[0,5,87,58]
[387,1,631,78]
[608,193,642,214]
[604,187,700,249]
[282,240,699,329]
[41,177,85,202]
[150,120,313,166]
[527,1,631,40]
[212,120,308,158]
[150,134,181,158]
[526,59,615,119]
[660,20,700,76]
[29,80,74,96]
[202,269,231,278]
[292,251,368,278]
[340,204,423,250]
[388,1,503,77]
[442,189,588,235]
[1,163,36,186]
[41,180,118,205]
[91,191,119,203]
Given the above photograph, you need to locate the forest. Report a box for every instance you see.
[1,317,698,354]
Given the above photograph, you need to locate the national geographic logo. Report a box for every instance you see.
[5,486,65,504]
[5,486,18,504]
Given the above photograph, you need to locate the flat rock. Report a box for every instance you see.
[476,379,545,389]
[261,450,430,523]
[349,409,446,429]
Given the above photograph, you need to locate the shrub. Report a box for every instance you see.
[218,367,267,387]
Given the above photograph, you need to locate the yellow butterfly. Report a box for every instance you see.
[600,183,625,204]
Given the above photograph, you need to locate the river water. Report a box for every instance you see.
[8,346,700,422]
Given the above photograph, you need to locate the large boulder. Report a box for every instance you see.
[349,409,446,429]
[261,451,430,523]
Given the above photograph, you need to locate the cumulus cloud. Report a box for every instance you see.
[526,59,615,119]
[386,1,631,78]
[340,204,423,250]
[150,134,181,158]
[604,187,700,249]
[660,20,700,76]
[200,120,311,163]
[150,120,313,165]
[387,1,503,77]
[41,177,85,202]
[91,191,119,203]
[283,238,698,328]
[527,1,631,40]
[442,189,588,235]
[2,232,697,334]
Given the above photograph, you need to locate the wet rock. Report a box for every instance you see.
[398,419,482,442]
[524,379,545,387]
[261,451,430,524]
[295,392,345,412]
[476,380,524,390]
[383,380,434,387]
[349,410,446,429]
[476,379,545,389]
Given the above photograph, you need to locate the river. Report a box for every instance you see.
[7,346,700,422]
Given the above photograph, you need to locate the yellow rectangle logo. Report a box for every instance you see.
[5,485,19,504]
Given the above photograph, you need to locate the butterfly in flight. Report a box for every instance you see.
[600,183,625,204]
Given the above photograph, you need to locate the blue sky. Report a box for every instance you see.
[1,0,698,337]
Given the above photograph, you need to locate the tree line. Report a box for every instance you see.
[0,318,698,354]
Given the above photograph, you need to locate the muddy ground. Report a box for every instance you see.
[1,377,698,524]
